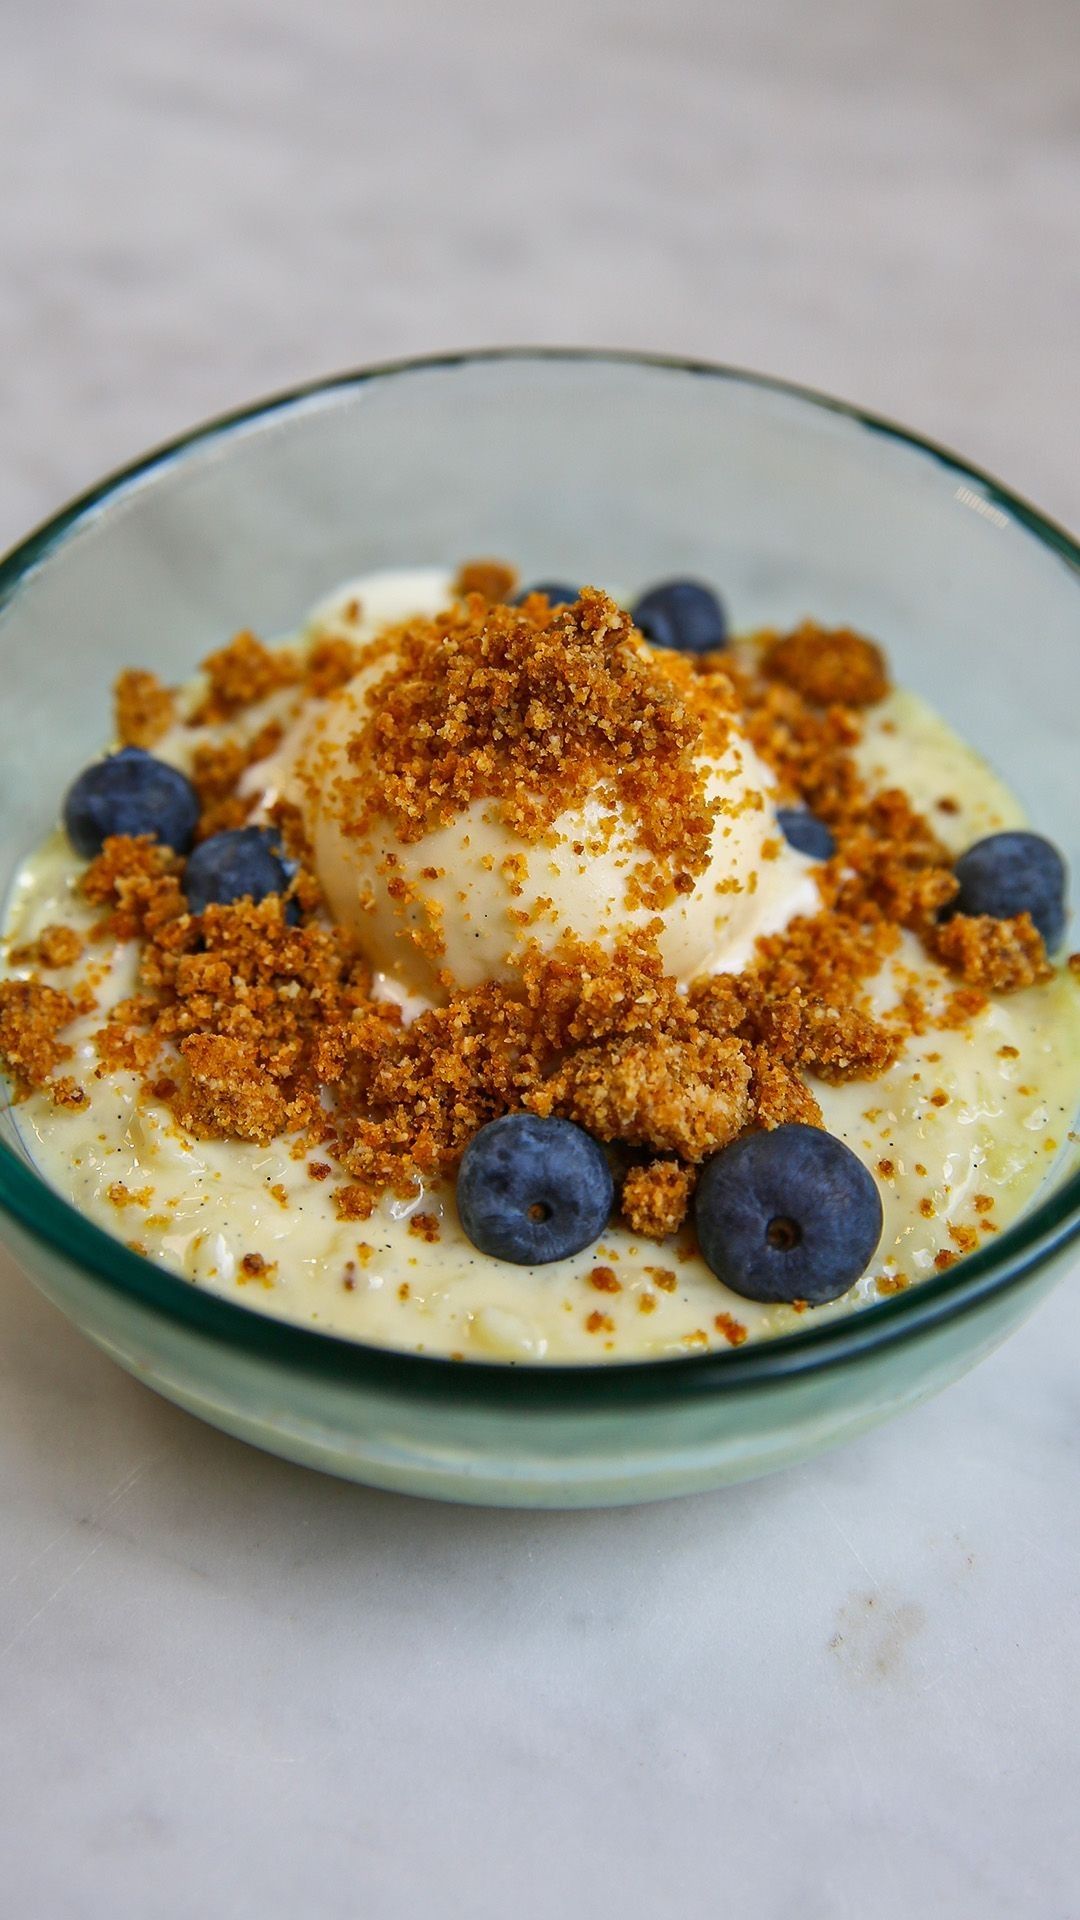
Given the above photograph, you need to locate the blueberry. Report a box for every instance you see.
[776,808,836,861]
[632,579,727,654]
[694,1124,883,1306]
[513,582,580,608]
[456,1112,613,1265]
[184,827,296,916]
[62,747,200,859]
[947,830,1067,951]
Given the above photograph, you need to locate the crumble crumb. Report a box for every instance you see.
[746,1048,825,1130]
[188,720,285,840]
[947,1221,979,1254]
[588,1265,621,1292]
[81,834,188,942]
[714,1312,748,1346]
[647,1267,678,1292]
[192,631,300,724]
[536,1031,751,1161]
[114,668,176,748]
[238,1251,276,1285]
[335,1183,379,1221]
[305,635,363,699]
[761,621,889,707]
[408,1211,441,1243]
[107,1182,154,1209]
[0,979,82,1091]
[452,558,519,602]
[10,924,85,970]
[930,912,1052,991]
[50,1077,88,1109]
[621,1161,695,1238]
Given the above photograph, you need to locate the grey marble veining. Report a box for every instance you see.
[1,2,1079,1915]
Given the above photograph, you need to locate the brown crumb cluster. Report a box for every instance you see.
[408,1211,441,1243]
[107,1181,153,1209]
[239,1251,276,1285]
[452,558,519,602]
[191,630,301,724]
[621,1161,696,1238]
[114,669,176,748]
[762,622,890,708]
[188,719,286,840]
[0,978,88,1094]
[305,635,364,699]
[714,1311,748,1346]
[81,835,189,943]
[0,586,1064,1270]
[9,924,84,970]
[536,1032,752,1160]
[589,1265,621,1292]
[929,912,1052,992]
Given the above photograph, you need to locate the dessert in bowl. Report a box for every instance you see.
[0,351,1077,1505]
[3,562,1077,1362]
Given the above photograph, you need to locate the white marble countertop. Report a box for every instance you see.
[2,2,1078,1913]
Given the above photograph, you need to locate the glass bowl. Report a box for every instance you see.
[1,350,1078,1508]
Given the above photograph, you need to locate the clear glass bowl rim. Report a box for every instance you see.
[1,346,1078,1410]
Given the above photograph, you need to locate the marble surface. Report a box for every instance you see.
[2,1,1079,1913]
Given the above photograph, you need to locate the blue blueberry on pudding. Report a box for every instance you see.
[632,579,727,654]
[62,747,200,858]
[184,827,296,915]
[776,808,836,861]
[457,1113,614,1264]
[947,831,1067,951]
[694,1124,884,1305]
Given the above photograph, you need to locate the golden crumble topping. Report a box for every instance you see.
[9,924,85,970]
[0,979,85,1092]
[929,912,1053,992]
[304,635,365,699]
[621,1161,695,1239]
[191,630,300,724]
[761,621,889,708]
[452,558,519,602]
[533,1031,752,1161]
[114,669,176,748]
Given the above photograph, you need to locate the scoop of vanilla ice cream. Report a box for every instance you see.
[256,571,820,998]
